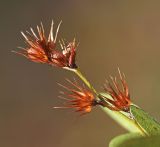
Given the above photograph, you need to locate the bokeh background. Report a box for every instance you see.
[1,0,160,146]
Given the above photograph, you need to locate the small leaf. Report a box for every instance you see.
[101,107,142,133]
[109,133,160,147]
[130,105,160,136]
[100,93,144,134]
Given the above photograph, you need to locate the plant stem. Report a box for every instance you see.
[73,68,98,95]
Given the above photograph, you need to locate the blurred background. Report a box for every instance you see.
[1,0,160,146]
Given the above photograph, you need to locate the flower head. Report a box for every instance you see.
[15,21,78,69]
[15,21,61,64]
[53,38,77,68]
[100,69,131,112]
[54,79,98,114]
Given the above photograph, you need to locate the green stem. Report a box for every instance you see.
[73,68,98,95]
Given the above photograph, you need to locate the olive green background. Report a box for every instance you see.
[1,0,160,147]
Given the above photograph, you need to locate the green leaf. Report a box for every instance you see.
[130,105,160,136]
[100,93,144,135]
[100,93,160,136]
[101,107,142,133]
[109,133,160,147]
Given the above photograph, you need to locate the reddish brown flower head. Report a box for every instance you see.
[15,21,61,64]
[52,38,78,68]
[100,69,131,112]
[15,21,78,69]
[54,79,97,114]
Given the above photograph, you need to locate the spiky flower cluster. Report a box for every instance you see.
[15,21,132,115]
[54,79,98,114]
[100,69,131,113]
[15,21,77,69]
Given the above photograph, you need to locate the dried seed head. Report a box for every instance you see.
[54,79,98,115]
[100,69,131,113]
[14,21,78,69]
[15,21,61,64]
[51,38,78,68]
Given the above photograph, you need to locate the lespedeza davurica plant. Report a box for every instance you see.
[14,21,160,147]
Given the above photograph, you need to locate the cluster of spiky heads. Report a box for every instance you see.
[15,21,131,115]
[14,21,77,69]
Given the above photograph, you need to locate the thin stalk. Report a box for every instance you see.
[73,68,98,95]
